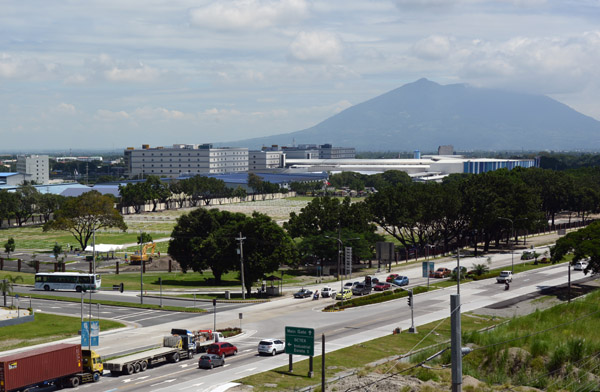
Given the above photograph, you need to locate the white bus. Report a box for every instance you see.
[34,272,102,292]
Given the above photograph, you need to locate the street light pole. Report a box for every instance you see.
[139,230,144,305]
[236,233,246,300]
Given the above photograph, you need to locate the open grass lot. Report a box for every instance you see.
[237,313,502,391]
[0,313,125,352]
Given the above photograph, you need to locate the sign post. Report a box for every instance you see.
[285,326,315,375]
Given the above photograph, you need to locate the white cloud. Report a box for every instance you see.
[412,35,454,60]
[289,31,344,63]
[94,109,131,121]
[0,53,58,80]
[56,103,77,115]
[189,0,309,31]
[133,107,188,120]
[104,63,161,83]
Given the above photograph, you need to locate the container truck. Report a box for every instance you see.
[104,335,195,376]
[184,329,224,353]
[0,343,102,391]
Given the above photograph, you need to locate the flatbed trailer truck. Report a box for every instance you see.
[0,343,103,391]
[104,335,195,375]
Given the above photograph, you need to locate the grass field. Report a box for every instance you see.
[0,313,125,351]
[237,313,502,391]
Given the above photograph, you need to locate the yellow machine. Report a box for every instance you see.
[130,242,156,263]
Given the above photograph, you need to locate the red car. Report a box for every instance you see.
[431,267,452,278]
[206,342,238,358]
[373,282,391,291]
[386,274,399,283]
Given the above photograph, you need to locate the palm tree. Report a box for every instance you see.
[471,263,490,276]
[1,275,24,307]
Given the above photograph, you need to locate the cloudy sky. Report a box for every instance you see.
[1,0,599,152]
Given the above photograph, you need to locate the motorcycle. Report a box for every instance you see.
[313,290,320,300]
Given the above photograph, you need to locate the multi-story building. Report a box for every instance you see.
[281,144,355,159]
[16,154,49,184]
[249,149,285,171]
[124,144,248,179]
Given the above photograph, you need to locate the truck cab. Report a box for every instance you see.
[81,349,103,379]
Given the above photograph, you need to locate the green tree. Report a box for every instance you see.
[0,190,18,227]
[145,175,172,212]
[236,212,298,295]
[119,182,150,214]
[4,238,15,258]
[137,232,153,244]
[38,193,66,223]
[43,191,128,250]
[13,184,41,226]
[552,221,600,273]
[168,208,247,283]
[52,242,62,260]
[1,275,23,306]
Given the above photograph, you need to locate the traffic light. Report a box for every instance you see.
[213,298,217,307]
[119,283,124,293]
[407,292,413,307]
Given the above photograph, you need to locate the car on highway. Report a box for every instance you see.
[206,342,238,358]
[352,283,372,296]
[198,354,225,369]
[386,274,399,282]
[392,276,409,286]
[321,287,336,298]
[293,289,313,298]
[258,339,285,356]
[574,261,588,271]
[496,271,513,283]
[335,289,352,300]
[373,282,391,291]
[431,268,452,278]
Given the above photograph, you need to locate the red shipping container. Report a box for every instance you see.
[0,343,82,392]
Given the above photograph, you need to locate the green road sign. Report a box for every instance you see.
[285,326,315,356]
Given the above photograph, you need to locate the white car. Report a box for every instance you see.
[258,339,285,356]
[496,271,513,283]
[573,261,588,271]
[321,287,336,298]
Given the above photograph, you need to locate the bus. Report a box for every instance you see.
[34,272,102,292]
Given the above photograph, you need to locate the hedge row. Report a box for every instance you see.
[323,285,429,311]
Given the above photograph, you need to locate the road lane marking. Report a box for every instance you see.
[150,378,176,387]
[179,382,204,390]
[235,367,256,374]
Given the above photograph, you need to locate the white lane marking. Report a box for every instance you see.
[235,367,256,374]
[150,379,176,387]
[179,363,189,368]
[179,382,204,390]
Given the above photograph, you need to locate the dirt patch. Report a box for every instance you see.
[111,257,182,273]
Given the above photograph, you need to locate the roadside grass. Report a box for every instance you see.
[236,313,503,391]
[16,292,207,313]
[0,313,125,351]
[456,289,600,390]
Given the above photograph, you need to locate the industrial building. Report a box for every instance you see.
[16,154,49,184]
[124,144,248,179]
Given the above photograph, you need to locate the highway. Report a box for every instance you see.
[7,244,593,392]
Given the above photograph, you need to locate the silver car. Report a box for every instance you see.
[258,339,285,356]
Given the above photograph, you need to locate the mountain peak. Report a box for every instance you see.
[230,80,600,151]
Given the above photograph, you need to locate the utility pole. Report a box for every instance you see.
[236,233,246,300]
[451,294,462,392]
[140,230,143,305]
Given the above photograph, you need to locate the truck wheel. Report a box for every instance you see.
[171,352,180,363]
[133,362,141,373]
[44,284,50,291]
[125,364,135,375]
[93,372,101,382]
[70,376,81,387]
[188,350,194,359]
[76,286,82,292]
[140,361,148,371]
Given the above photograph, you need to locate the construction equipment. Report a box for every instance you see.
[130,242,156,264]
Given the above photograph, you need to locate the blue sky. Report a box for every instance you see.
[1,0,599,151]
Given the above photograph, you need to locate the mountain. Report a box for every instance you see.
[227,78,600,151]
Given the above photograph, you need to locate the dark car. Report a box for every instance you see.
[392,276,409,286]
[198,353,225,369]
[373,282,391,291]
[293,288,313,298]
[206,342,238,358]
[352,283,371,296]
